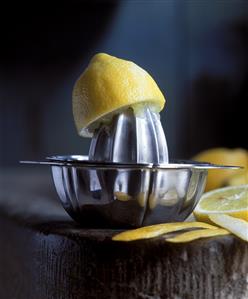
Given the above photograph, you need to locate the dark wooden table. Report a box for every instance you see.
[0,168,247,299]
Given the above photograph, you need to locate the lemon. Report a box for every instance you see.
[224,170,248,186]
[193,148,248,191]
[72,53,165,137]
[194,185,248,223]
[209,214,248,242]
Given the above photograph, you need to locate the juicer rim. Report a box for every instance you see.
[20,155,242,170]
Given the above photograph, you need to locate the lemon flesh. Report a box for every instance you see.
[73,53,165,137]
[193,147,248,191]
[194,185,248,223]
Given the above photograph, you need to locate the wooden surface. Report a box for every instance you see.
[0,168,247,299]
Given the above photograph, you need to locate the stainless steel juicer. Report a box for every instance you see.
[21,107,239,227]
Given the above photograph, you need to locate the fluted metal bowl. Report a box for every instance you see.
[21,155,239,227]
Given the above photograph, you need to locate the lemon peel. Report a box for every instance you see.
[165,228,230,243]
[112,222,217,242]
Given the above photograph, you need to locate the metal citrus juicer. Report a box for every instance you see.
[21,104,238,227]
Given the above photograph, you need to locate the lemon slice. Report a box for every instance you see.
[73,53,165,137]
[194,185,248,223]
[209,214,248,242]
[112,222,216,242]
[166,228,230,243]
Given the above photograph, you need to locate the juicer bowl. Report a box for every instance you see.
[21,155,240,227]
[50,157,207,227]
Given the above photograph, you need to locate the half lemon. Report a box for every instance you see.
[72,53,165,137]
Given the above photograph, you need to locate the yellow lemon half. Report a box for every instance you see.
[193,148,248,191]
[73,53,165,137]
[194,185,248,223]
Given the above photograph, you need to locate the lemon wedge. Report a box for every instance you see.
[209,214,248,242]
[194,185,248,223]
[72,53,165,137]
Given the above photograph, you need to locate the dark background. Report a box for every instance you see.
[0,0,247,167]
